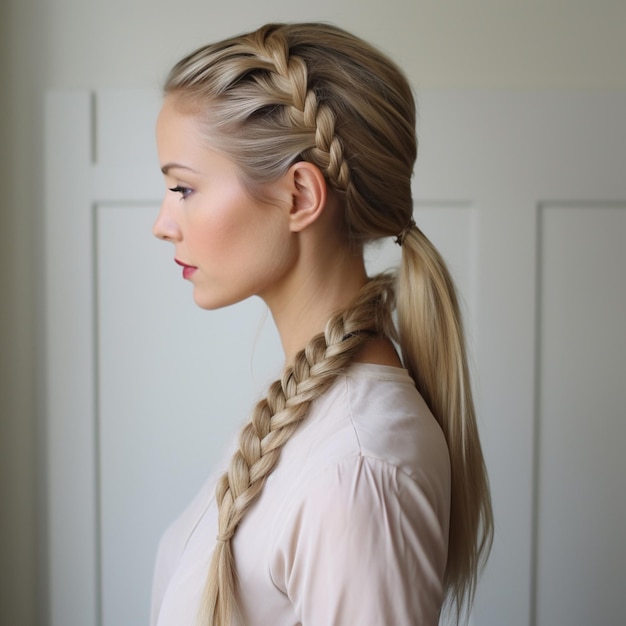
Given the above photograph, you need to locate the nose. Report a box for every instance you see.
[152,199,182,242]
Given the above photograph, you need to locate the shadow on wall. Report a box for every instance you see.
[0,2,45,625]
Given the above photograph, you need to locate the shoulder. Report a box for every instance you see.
[269,363,452,570]
[269,363,451,516]
[305,363,450,484]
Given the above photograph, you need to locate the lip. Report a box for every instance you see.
[175,258,198,280]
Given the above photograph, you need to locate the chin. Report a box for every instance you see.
[192,288,248,311]
[193,295,229,311]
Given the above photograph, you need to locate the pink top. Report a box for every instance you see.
[151,363,451,625]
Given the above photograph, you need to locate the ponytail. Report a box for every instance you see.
[397,224,494,616]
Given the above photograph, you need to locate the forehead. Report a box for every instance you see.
[156,96,249,187]
[157,96,201,141]
[156,97,215,164]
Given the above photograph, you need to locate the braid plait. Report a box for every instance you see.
[247,27,351,191]
[201,273,396,625]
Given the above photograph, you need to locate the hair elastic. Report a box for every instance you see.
[394,218,416,246]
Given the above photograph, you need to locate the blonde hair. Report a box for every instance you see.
[165,22,493,624]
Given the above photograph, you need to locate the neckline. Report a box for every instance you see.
[346,361,412,382]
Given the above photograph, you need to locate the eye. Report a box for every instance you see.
[168,185,193,200]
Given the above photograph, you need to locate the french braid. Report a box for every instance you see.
[200,274,396,625]
[246,27,351,192]
[165,22,493,625]
[165,23,415,239]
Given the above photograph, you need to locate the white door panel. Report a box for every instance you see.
[45,89,626,626]
[536,203,626,626]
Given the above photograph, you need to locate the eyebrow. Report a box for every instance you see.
[161,163,199,175]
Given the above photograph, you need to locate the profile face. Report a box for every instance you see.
[152,96,297,310]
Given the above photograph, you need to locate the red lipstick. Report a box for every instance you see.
[175,258,198,280]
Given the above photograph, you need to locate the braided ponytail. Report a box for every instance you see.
[164,22,493,624]
[200,275,396,625]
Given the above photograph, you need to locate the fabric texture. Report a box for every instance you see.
[150,363,451,626]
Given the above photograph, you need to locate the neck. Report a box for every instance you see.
[262,244,368,363]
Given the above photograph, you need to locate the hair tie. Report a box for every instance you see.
[394,218,416,246]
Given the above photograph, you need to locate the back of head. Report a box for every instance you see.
[165,22,417,245]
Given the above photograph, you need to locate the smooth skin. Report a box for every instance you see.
[153,95,400,367]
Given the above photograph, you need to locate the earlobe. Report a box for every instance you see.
[287,161,328,233]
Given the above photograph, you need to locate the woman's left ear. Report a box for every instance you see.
[285,161,327,233]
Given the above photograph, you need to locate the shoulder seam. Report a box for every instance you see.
[344,374,364,457]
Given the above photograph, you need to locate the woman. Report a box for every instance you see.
[151,22,493,626]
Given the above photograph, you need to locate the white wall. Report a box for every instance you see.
[1,1,625,624]
[38,0,626,89]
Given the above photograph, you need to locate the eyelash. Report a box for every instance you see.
[168,185,193,200]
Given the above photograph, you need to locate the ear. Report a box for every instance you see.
[285,161,327,233]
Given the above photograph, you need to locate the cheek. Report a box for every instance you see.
[207,187,258,237]
[187,196,247,252]
[190,193,291,273]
